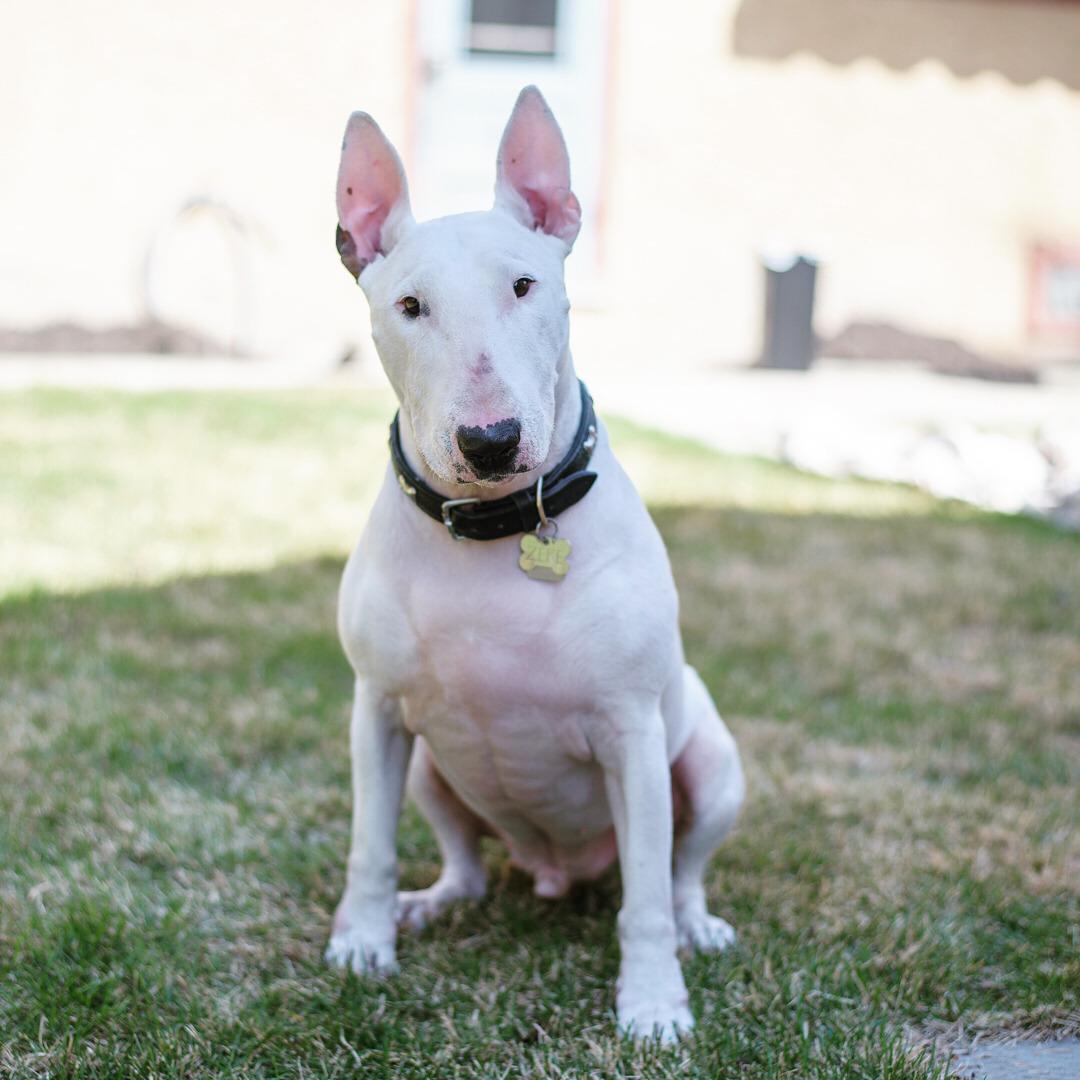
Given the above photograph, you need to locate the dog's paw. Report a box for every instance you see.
[616,995,695,1044]
[616,957,694,1044]
[396,887,449,933]
[396,874,485,932]
[325,930,398,976]
[675,910,737,954]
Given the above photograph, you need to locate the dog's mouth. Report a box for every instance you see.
[452,460,531,486]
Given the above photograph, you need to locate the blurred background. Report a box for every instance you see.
[2,0,1080,513]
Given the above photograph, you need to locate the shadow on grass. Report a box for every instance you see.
[1,503,1077,1077]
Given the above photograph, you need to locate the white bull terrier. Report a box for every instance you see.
[325,85,745,1041]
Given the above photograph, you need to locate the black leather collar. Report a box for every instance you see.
[389,380,598,541]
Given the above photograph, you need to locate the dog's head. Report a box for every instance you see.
[335,86,580,488]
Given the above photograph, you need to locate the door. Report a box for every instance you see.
[413,0,610,286]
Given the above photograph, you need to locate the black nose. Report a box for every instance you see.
[456,419,522,476]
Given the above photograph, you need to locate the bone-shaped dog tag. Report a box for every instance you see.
[519,533,571,582]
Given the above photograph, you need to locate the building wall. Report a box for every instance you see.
[602,0,1080,368]
[3,0,1079,371]
[0,0,411,362]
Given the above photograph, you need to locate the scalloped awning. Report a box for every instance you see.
[733,0,1080,91]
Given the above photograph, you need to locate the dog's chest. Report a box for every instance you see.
[399,575,593,739]
[391,573,614,831]
[391,565,595,740]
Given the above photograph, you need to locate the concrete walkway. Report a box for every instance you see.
[949,1038,1080,1080]
[589,360,1080,522]
[4,352,1076,433]
[0,352,322,391]
[3,352,1079,523]
[589,361,1080,456]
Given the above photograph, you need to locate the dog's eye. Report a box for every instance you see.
[513,277,534,299]
[400,296,421,318]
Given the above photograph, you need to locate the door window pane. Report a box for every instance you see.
[469,0,558,57]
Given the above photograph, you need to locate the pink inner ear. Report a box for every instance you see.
[518,184,581,242]
[339,199,389,267]
[336,114,409,274]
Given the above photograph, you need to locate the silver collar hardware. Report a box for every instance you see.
[534,474,558,538]
[397,474,417,498]
[583,424,597,453]
[535,474,550,529]
[440,497,480,541]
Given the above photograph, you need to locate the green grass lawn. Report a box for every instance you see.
[1,388,1077,1078]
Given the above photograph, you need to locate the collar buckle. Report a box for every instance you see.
[440,497,480,541]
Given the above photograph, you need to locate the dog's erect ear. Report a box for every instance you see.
[494,86,581,249]
[336,112,413,279]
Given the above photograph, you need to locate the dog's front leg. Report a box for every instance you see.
[325,680,412,975]
[602,715,694,1042]
[600,712,691,1041]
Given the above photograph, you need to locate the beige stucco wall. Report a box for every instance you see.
[602,0,1080,369]
[3,0,1079,372]
[0,0,410,362]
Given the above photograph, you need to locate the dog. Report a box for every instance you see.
[325,86,745,1041]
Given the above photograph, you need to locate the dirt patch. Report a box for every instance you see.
[822,321,1039,384]
[0,318,232,356]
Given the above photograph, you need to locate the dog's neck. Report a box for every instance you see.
[396,350,583,503]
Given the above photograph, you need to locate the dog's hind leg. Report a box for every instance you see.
[671,665,745,953]
[397,737,488,932]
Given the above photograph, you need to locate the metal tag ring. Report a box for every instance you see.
[535,474,550,529]
[534,475,559,537]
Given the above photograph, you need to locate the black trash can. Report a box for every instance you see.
[760,253,818,370]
